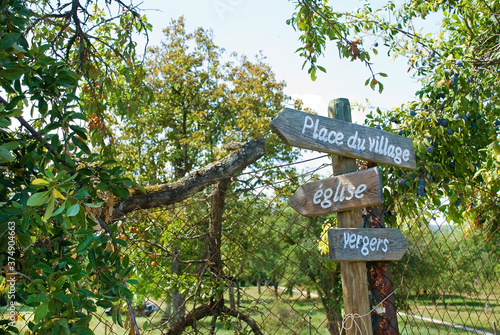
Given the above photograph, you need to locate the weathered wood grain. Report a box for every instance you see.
[270,107,416,169]
[288,167,383,217]
[328,228,408,262]
[329,98,373,335]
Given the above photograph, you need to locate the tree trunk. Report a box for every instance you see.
[257,280,261,295]
[325,308,343,335]
[207,178,231,327]
[172,247,185,322]
[236,279,241,308]
[363,195,400,335]
[229,278,236,310]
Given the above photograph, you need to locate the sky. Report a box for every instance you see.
[136,0,422,124]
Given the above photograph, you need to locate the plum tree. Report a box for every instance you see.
[288,0,500,234]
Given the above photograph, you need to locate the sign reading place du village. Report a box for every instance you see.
[270,108,415,262]
[270,108,416,170]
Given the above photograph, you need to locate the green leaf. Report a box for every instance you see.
[53,200,67,216]
[34,263,53,273]
[0,68,25,80]
[72,136,91,155]
[378,81,384,93]
[69,327,94,335]
[32,178,50,186]
[83,201,104,208]
[44,194,55,219]
[27,190,51,206]
[33,300,49,323]
[96,300,113,308]
[74,234,95,254]
[53,275,67,289]
[2,140,20,150]
[0,146,14,163]
[0,33,21,50]
[111,186,129,198]
[66,204,80,217]
[58,318,70,335]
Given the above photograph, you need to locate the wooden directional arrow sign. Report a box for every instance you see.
[288,167,383,217]
[328,228,408,262]
[270,108,416,169]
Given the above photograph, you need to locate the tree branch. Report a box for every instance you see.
[164,302,263,335]
[113,138,266,219]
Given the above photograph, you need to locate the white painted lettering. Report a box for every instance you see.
[318,127,328,142]
[354,184,367,199]
[320,188,333,208]
[381,238,389,252]
[349,233,356,249]
[302,115,314,134]
[312,184,323,204]
[402,149,410,162]
[336,132,344,145]
[394,147,402,164]
[327,130,337,144]
[370,237,377,251]
[356,234,363,249]
[345,184,356,201]
[357,138,366,151]
[347,131,359,149]
[368,137,376,152]
[313,119,320,139]
[387,144,395,158]
[301,115,411,166]
[361,236,370,256]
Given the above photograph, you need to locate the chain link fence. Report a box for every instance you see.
[2,155,499,334]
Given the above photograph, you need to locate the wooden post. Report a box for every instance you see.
[329,98,373,334]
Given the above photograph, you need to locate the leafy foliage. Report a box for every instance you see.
[0,0,151,333]
[116,17,299,185]
[289,0,500,234]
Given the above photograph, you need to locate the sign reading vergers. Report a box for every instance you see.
[270,108,416,170]
[328,228,408,262]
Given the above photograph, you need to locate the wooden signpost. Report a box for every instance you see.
[288,167,383,217]
[271,98,416,335]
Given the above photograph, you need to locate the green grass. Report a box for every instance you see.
[3,287,498,334]
[402,294,498,333]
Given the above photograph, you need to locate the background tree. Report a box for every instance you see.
[107,17,307,332]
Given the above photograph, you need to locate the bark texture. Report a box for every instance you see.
[113,138,265,218]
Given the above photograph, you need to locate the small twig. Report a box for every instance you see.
[0,266,33,281]
[95,216,141,335]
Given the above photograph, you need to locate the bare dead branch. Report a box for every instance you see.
[113,138,266,219]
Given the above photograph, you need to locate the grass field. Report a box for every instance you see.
[3,287,498,334]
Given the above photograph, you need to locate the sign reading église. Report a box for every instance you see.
[288,167,383,217]
[270,108,416,169]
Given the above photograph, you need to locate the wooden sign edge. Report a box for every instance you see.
[327,228,408,262]
[270,108,416,170]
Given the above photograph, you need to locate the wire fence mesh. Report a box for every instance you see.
[2,155,499,335]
